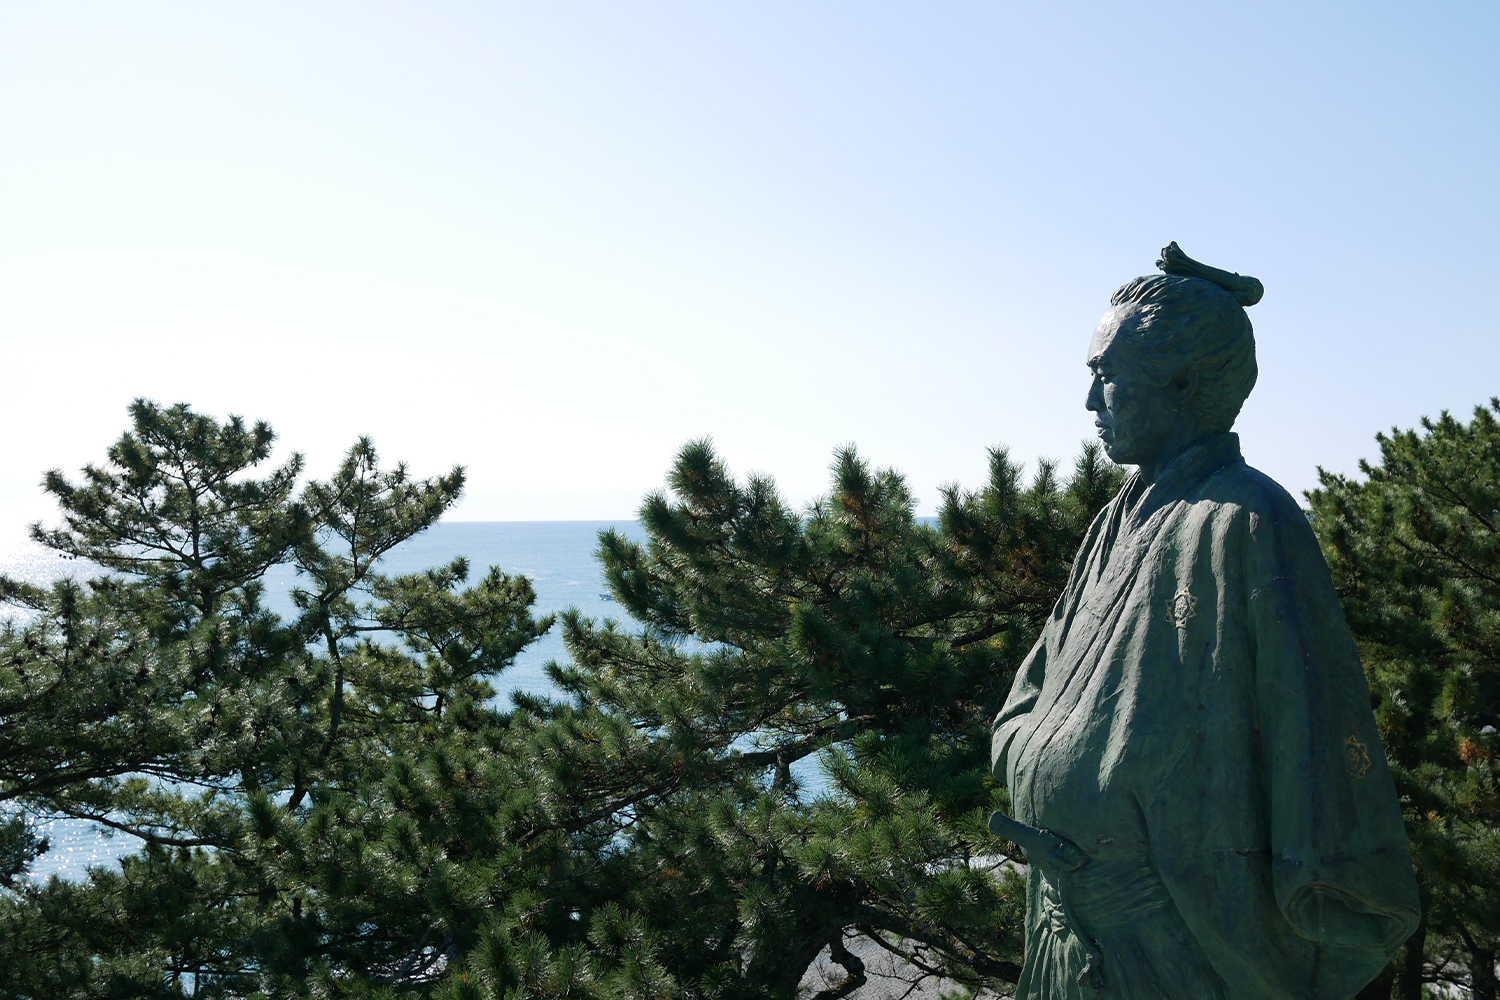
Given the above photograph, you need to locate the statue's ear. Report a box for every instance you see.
[1168,366,1200,409]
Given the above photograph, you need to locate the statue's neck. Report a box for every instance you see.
[1135,429,1216,485]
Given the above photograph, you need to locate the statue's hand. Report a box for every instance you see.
[1286,884,1409,950]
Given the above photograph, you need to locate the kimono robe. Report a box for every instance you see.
[992,433,1419,999]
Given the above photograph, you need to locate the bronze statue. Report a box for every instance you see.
[990,244,1419,998]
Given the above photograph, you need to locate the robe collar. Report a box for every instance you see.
[1117,432,1245,536]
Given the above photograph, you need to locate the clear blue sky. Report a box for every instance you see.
[1,2,1496,534]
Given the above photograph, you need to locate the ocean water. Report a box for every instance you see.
[1,520,647,881]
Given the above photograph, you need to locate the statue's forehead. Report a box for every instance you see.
[1088,305,1145,363]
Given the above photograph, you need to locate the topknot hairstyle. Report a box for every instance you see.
[1107,242,1261,435]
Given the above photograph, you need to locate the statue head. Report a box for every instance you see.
[1086,243,1261,475]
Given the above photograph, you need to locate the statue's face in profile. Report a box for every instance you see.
[1086,306,1194,469]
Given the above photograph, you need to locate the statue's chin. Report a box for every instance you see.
[1099,440,1130,466]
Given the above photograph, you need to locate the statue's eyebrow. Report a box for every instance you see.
[1087,354,1107,369]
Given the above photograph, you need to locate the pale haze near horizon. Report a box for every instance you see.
[1,2,1495,542]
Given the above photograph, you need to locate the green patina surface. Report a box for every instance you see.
[990,246,1419,999]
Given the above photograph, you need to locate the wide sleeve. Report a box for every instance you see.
[1248,501,1420,976]
[991,631,1047,786]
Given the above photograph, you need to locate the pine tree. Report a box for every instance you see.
[0,401,1124,998]
[0,401,551,996]
[1,401,310,873]
[1309,401,1500,1000]
[435,439,1121,998]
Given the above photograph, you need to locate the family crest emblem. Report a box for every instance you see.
[1166,587,1197,630]
[1345,735,1373,778]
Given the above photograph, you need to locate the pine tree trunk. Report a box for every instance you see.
[1397,914,1426,1000]
[1472,944,1498,1000]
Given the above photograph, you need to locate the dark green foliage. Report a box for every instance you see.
[1310,401,1500,1000]
[0,401,1133,997]
[32,400,308,628]
[0,401,551,997]
[491,439,1124,997]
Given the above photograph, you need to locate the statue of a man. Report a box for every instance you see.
[990,245,1420,999]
